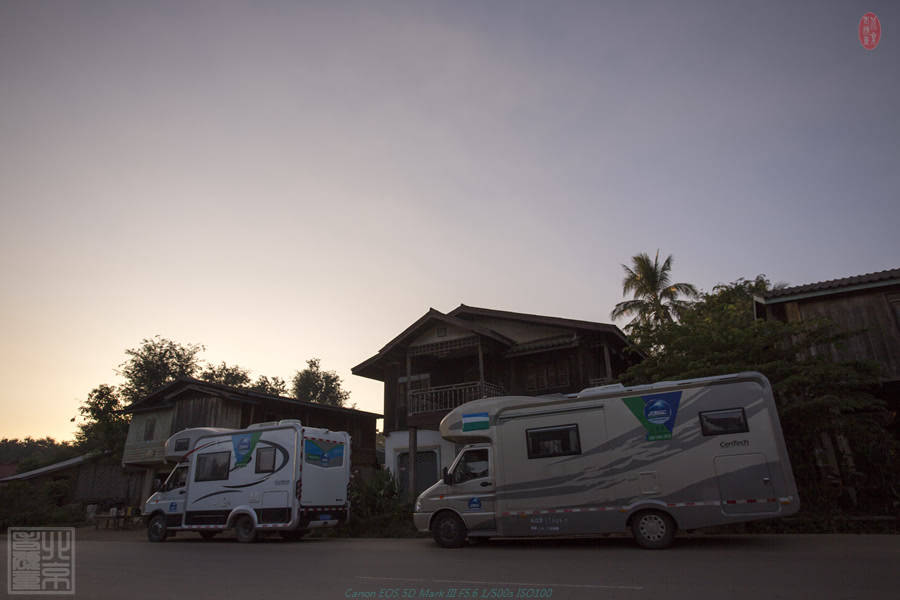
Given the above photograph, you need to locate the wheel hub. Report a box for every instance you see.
[639,515,666,541]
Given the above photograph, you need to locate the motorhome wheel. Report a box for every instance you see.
[234,515,257,543]
[631,510,676,549]
[147,514,168,543]
[432,512,467,548]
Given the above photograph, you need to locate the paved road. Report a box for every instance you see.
[2,531,898,599]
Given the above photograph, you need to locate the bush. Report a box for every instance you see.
[332,469,418,538]
[0,479,83,532]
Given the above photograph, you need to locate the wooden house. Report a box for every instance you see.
[352,304,637,497]
[122,378,380,504]
[753,268,900,387]
[754,268,900,491]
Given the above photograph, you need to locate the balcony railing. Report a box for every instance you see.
[408,381,505,415]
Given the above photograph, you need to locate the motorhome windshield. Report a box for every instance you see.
[452,448,489,484]
[162,465,188,491]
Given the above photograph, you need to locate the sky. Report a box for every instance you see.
[1,0,897,442]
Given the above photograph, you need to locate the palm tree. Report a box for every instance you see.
[611,251,698,333]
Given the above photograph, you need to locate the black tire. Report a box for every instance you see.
[199,531,218,540]
[147,514,168,543]
[431,512,467,548]
[280,530,306,542]
[234,515,257,543]
[631,510,676,549]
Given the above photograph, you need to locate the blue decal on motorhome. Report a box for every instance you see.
[305,440,344,467]
[623,391,683,441]
[468,497,482,511]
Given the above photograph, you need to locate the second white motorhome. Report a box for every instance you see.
[413,372,799,549]
[143,420,351,542]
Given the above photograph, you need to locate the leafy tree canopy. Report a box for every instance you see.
[611,250,698,346]
[249,375,288,397]
[292,358,351,407]
[74,384,128,456]
[200,361,251,388]
[0,438,78,473]
[117,336,204,405]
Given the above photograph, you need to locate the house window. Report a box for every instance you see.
[195,451,231,482]
[699,408,749,436]
[143,418,156,441]
[888,293,900,330]
[526,424,581,459]
[525,357,571,392]
[255,447,276,473]
[436,327,447,338]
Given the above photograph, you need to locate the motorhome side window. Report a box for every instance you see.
[453,449,489,484]
[195,451,231,482]
[526,424,581,459]
[699,408,749,436]
[305,440,345,468]
[255,447,276,473]
[173,438,190,452]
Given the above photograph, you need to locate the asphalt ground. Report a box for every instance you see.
[1,529,897,600]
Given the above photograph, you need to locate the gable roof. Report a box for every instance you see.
[755,268,900,304]
[449,304,629,343]
[122,377,381,418]
[352,304,631,380]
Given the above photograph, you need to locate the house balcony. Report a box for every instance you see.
[408,381,505,416]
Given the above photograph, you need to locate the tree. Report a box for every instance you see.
[249,375,288,396]
[200,362,251,387]
[610,251,698,346]
[292,358,350,407]
[74,384,129,456]
[117,336,204,405]
[0,438,78,473]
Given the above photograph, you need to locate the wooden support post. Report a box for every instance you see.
[406,353,416,501]
[408,426,417,501]
[603,344,612,380]
[477,339,485,392]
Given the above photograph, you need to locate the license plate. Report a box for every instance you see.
[318,514,332,521]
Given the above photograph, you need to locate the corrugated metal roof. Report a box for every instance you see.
[761,268,900,301]
[0,453,97,483]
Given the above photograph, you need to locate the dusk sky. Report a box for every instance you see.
[1,0,897,441]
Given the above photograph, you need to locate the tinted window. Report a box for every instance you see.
[195,451,231,482]
[163,465,188,491]
[452,449,490,484]
[700,408,749,436]
[305,440,344,468]
[527,424,581,459]
[173,438,190,452]
[255,447,276,473]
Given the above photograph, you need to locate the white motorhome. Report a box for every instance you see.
[413,372,799,549]
[143,420,351,543]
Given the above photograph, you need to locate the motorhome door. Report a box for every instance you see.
[448,447,495,533]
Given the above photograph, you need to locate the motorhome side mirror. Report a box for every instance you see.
[442,467,451,485]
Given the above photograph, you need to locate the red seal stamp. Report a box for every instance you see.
[859,12,881,50]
